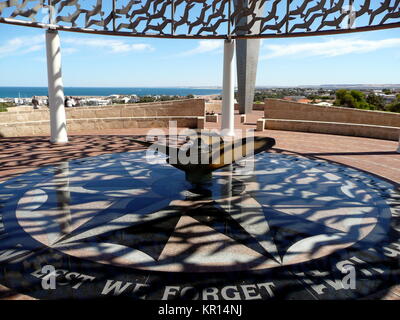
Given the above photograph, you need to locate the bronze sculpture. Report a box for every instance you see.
[132,135,276,183]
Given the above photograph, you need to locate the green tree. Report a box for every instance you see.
[138,96,156,103]
[384,93,400,113]
[349,90,366,102]
[342,93,357,108]
[335,89,348,101]
[385,101,400,113]
[0,102,14,112]
[335,89,376,110]
[366,93,385,110]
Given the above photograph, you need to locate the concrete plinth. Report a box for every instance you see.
[256,118,266,132]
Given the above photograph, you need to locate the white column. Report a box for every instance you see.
[221,39,235,137]
[397,134,400,153]
[46,29,68,144]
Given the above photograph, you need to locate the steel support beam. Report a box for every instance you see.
[233,0,265,114]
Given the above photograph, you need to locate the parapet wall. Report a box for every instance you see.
[264,119,399,141]
[261,99,400,141]
[205,102,266,114]
[0,99,205,137]
[0,99,205,123]
[0,117,200,137]
[264,99,400,127]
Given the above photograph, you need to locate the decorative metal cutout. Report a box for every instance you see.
[0,0,399,38]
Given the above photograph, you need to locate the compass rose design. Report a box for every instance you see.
[14,151,386,273]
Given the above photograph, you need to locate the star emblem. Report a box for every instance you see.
[16,152,378,272]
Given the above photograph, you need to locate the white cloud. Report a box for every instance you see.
[62,37,154,53]
[62,47,78,55]
[179,40,223,56]
[0,35,153,59]
[261,37,400,60]
[0,35,44,58]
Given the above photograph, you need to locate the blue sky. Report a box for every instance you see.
[0,23,399,87]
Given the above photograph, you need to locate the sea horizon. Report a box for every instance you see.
[0,86,222,99]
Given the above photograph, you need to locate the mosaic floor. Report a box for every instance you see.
[0,149,400,300]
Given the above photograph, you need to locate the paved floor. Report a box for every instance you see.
[0,111,399,300]
[2,111,398,185]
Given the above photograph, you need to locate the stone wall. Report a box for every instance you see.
[261,99,400,141]
[265,119,399,141]
[252,103,265,111]
[205,101,265,114]
[264,98,400,127]
[0,117,199,137]
[0,99,205,123]
[0,99,205,137]
[205,101,222,113]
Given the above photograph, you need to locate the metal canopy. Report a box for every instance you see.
[0,0,399,39]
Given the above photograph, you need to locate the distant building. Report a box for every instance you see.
[82,98,110,106]
[129,95,139,103]
[297,98,313,104]
[283,96,307,102]
[379,94,397,104]
[315,102,333,107]
[121,97,130,104]
[13,98,25,105]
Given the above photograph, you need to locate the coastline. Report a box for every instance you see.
[0,91,222,109]
[0,87,222,99]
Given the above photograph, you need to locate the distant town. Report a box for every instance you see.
[1,85,400,113]
[252,86,400,113]
[0,94,198,111]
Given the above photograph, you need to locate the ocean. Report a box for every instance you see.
[0,87,222,98]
